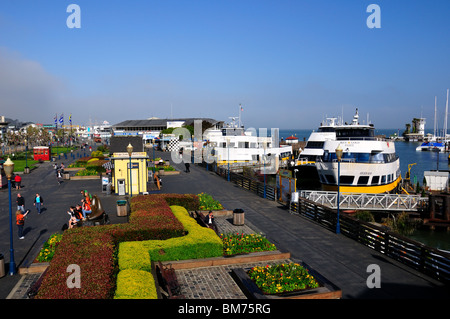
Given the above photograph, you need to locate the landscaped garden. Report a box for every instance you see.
[68,156,107,176]
[32,193,285,299]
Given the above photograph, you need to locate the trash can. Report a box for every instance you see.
[233,209,245,226]
[0,254,5,278]
[116,200,128,217]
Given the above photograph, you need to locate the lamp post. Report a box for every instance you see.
[127,143,133,197]
[335,144,343,234]
[226,138,230,181]
[4,158,16,275]
[24,138,29,173]
[263,142,267,199]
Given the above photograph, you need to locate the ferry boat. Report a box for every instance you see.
[315,109,401,194]
[296,117,338,165]
[204,118,292,169]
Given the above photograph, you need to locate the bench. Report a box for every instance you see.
[195,211,219,235]
[157,261,184,299]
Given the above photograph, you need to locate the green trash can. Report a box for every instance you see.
[117,200,128,217]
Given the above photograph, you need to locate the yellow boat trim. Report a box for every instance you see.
[322,176,401,194]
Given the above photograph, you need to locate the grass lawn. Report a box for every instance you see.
[13,159,39,172]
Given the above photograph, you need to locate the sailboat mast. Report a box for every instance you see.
[434,96,437,138]
[446,89,449,140]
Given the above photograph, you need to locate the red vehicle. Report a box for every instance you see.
[33,146,51,161]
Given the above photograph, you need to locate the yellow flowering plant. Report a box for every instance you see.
[220,233,276,256]
[248,263,320,294]
[35,233,63,262]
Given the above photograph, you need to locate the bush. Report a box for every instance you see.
[114,269,157,299]
[35,194,187,299]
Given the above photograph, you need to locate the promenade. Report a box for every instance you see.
[1,148,449,299]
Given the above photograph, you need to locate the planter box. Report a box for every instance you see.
[19,262,49,275]
[158,170,180,176]
[231,261,342,299]
[159,250,291,270]
[70,175,101,180]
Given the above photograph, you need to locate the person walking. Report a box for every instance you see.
[185,162,190,173]
[16,209,30,239]
[16,193,25,212]
[34,193,44,214]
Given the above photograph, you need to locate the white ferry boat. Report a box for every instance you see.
[204,120,292,169]
[296,117,338,165]
[315,109,401,194]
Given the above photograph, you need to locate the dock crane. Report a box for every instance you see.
[401,163,417,194]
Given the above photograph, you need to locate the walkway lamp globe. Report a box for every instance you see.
[335,144,343,234]
[127,143,133,197]
[4,158,16,275]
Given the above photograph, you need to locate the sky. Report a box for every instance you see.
[1,0,450,130]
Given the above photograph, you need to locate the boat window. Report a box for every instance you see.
[357,176,370,185]
[381,175,386,184]
[305,141,324,149]
[325,174,336,184]
[340,176,354,185]
[370,153,384,163]
[371,176,380,185]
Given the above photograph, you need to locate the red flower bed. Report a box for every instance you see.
[35,194,197,299]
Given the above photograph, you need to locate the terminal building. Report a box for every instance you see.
[111,117,223,144]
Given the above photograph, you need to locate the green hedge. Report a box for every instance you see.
[114,269,157,299]
[115,205,223,299]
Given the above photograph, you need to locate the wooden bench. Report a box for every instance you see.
[158,261,184,299]
[193,211,219,235]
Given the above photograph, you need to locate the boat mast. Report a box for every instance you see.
[434,96,437,138]
[445,89,449,141]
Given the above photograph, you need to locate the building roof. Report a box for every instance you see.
[286,135,299,140]
[112,118,222,128]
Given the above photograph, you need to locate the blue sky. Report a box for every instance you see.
[1,0,450,130]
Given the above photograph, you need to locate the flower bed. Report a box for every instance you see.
[34,194,194,299]
[248,263,320,295]
[198,192,223,210]
[221,233,277,256]
[34,233,63,263]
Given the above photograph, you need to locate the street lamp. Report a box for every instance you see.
[226,138,230,181]
[127,143,133,197]
[24,138,29,173]
[4,158,16,275]
[335,144,343,234]
[263,142,267,198]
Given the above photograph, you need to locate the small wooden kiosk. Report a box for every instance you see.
[33,146,51,161]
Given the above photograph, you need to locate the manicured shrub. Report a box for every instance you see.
[114,269,157,299]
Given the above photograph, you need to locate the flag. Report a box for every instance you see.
[240,105,243,111]
[59,114,64,124]
[54,114,57,126]
[69,114,72,124]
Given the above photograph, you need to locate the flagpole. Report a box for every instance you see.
[239,104,241,128]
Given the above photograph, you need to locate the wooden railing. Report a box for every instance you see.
[291,198,450,285]
[198,162,277,201]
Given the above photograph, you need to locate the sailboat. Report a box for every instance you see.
[416,90,449,152]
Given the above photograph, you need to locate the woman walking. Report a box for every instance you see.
[34,193,44,214]
[16,209,30,239]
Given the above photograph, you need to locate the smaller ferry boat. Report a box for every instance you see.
[204,118,293,168]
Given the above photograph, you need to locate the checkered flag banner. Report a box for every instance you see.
[102,161,114,170]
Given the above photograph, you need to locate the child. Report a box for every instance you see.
[16,209,30,239]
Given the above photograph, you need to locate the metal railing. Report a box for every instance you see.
[300,190,428,211]
[290,197,450,285]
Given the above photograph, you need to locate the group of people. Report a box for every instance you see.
[15,193,44,239]
[66,190,93,229]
